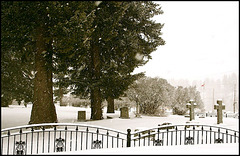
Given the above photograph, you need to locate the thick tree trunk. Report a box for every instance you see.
[59,86,64,106]
[90,43,103,120]
[29,26,57,124]
[107,96,115,113]
[90,88,102,120]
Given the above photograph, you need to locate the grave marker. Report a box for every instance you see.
[78,111,86,121]
[214,99,225,124]
[186,100,197,121]
[120,107,130,119]
[135,102,141,118]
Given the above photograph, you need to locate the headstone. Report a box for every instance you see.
[120,107,130,119]
[225,112,237,118]
[186,100,197,121]
[135,102,141,118]
[214,99,225,124]
[198,113,205,118]
[107,116,113,119]
[206,112,217,117]
[78,111,86,121]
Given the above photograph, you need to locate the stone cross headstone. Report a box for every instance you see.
[186,100,197,121]
[120,107,130,119]
[78,111,86,121]
[214,99,225,124]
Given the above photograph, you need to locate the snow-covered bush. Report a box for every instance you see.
[61,95,90,107]
[126,77,175,116]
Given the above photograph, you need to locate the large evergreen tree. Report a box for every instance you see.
[2,1,165,121]
[1,49,34,107]
[1,1,96,123]
[1,2,35,107]
[102,1,165,113]
[71,1,165,119]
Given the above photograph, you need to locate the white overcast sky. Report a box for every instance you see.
[133,1,239,81]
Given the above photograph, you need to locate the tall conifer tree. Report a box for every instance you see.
[1,1,95,123]
[71,1,165,119]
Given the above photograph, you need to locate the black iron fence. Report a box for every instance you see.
[1,123,127,155]
[1,123,239,155]
[130,124,239,147]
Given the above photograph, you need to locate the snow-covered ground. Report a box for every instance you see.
[1,104,239,155]
[45,143,239,155]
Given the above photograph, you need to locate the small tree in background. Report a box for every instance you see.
[127,77,174,116]
[172,86,189,115]
[187,86,205,112]
[172,86,204,115]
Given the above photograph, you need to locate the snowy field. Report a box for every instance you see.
[1,104,239,155]
[46,143,239,155]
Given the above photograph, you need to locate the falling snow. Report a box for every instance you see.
[135,53,144,61]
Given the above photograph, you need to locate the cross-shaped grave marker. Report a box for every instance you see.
[214,99,225,124]
[186,100,197,121]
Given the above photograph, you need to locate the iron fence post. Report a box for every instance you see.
[127,129,131,147]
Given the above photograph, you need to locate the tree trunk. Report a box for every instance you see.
[107,96,115,113]
[29,26,57,124]
[59,86,64,106]
[90,88,102,120]
[90,43,103,120]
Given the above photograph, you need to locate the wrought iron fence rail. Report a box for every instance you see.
[1,123,127,155]
[131,124,238,148]
[131,124,238,135]
[1,123,127,135]
[1,123,239,155]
